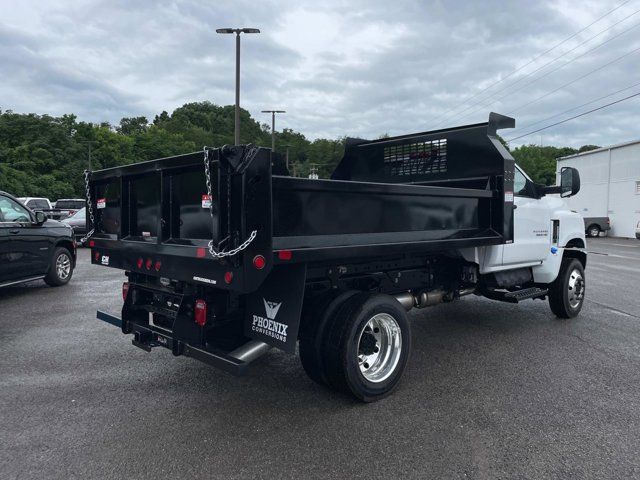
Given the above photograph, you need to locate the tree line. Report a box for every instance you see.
[0,102,598,199]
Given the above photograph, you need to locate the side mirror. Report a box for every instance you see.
[35,211,47,225]
[560,166,580,198]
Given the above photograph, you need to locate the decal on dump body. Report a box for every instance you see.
[244,263,306,353]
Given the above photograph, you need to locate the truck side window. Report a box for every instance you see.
[514,169,526,194]
[514,167,536,197]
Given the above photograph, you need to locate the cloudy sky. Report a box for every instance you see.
[1,0,639,147]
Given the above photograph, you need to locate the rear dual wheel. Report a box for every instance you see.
[299,292,411,402]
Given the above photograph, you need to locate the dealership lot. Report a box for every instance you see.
[1,238,639,479]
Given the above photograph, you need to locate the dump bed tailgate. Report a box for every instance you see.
[87,147,273,293]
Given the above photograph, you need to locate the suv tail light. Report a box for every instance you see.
[122,282,130,301]
[194,299,207,326]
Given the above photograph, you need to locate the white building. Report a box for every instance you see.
[557,140,640,238]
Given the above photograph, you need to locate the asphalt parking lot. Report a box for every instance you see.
[2,237,640,479]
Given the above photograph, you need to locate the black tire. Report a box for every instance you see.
[587,225,600,238]
[322,293,411,402]
[44,247,74,286]
[549,258,585,319]
[298,290,358,386]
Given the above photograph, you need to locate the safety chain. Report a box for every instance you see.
[78,169,95,244]
[203,147,258,258]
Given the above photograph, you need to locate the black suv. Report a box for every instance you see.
[0,191,76,288]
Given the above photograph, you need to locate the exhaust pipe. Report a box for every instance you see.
[414,289,446,308]
[394,287,475,312]
[394,292,415,311]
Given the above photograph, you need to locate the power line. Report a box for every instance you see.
[430,0,635,128]
[506,91,640,142]
[506,44,640,115]
[440,14,640,127]
[508,79,640,133]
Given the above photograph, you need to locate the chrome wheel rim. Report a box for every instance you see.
[357,313,402,383]
[56,253,71,280]
[589,228,599,237]
[567,268,584,309]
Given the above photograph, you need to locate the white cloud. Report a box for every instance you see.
[1,0,639,148]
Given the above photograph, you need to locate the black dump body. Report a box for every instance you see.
[87,113,515,295]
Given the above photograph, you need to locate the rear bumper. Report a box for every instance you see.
[96,310,249,375]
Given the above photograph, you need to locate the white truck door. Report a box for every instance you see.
[502,166,551,265]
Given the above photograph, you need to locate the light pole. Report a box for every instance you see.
[283,144,292,170]
[216,27,260,145]
[261,110,286,153]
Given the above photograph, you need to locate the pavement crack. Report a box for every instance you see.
[586,299,640,319]
[564,332,610,356]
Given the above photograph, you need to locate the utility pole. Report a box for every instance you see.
[283,144,292,170]
[216,27,260,145]
[261,110,286,152]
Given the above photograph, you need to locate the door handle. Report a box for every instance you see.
[9,229,20,234]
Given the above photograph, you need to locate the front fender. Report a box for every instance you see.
[532,207,585,284]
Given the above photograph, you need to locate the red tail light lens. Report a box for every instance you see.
[252,255,266,270]
[145,258,152,270]
[89,240,95,248]
[278,250,292,261]
[154,261,161,272]
[94,251,100,262]
[196,247,206,258]
[137,257,144,269]
[224,271,233,284]
[122,282,130,301]
[194,299,207,326]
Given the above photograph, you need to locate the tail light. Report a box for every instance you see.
[154,261,162,272]
[145,258,152,270]
[122,282,130,301]
[252,255,266,270]
[194,299,207,326]
[137,257,144,269]
[278,250,292,261]
[224,271,233,284]
[89,240,95,247]
[94,251,100,262]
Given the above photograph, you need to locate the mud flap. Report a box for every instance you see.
[244,263,306,353]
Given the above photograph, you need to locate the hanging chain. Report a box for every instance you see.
[203,147,258,258]
[78,169,95,244]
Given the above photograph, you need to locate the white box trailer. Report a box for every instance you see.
[557,140,640,239]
